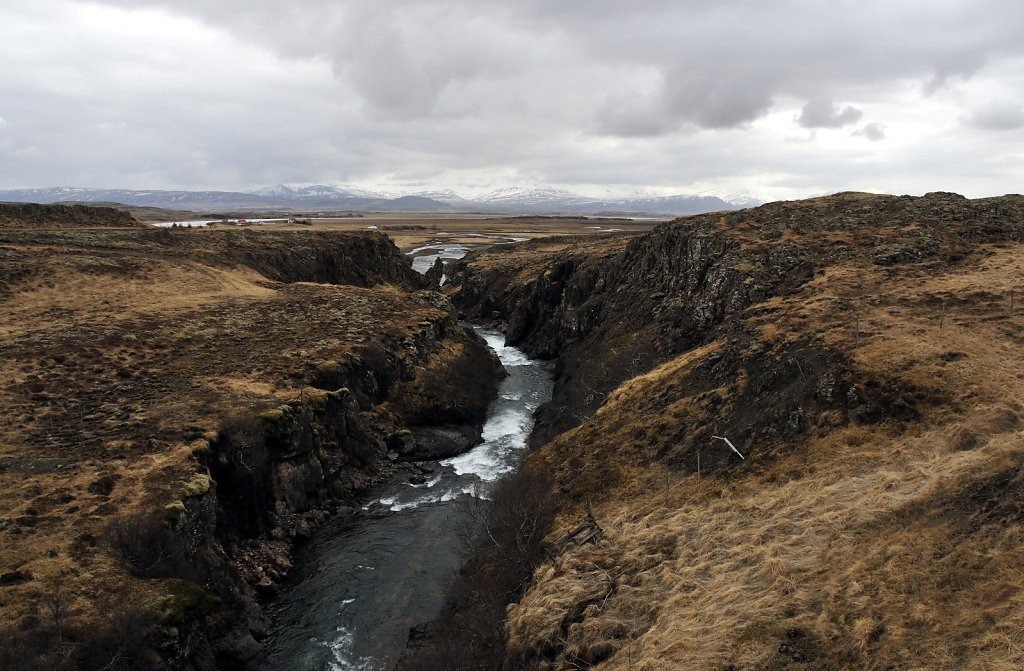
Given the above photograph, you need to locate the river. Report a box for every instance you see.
[264,327,553,670]
[407,233,529,278]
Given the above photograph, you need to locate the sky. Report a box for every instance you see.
[1,0,1023,202]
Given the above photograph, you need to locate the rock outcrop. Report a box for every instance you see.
[0,202,145,228]
[170,311,501,669]
[437,191,1024,671]
[0,207,501,671]
[450,192,1024,446]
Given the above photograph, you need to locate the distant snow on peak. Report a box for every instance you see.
[0,184,761,215]
[251,183,386,200]
[475,186,595,207]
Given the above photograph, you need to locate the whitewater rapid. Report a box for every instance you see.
[265,326,552,670]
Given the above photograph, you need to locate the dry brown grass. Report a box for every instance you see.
[0,228,447,637]
[183,214,659,254]
[507,237,1024,669]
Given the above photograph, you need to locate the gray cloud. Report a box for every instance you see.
[797,100,863,129]
[854,123,886,142]
[966,101,1024,130]
[82,0,1024,128]
[1,0,1023,200]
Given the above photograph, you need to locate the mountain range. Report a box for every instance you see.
[0,185,759,216]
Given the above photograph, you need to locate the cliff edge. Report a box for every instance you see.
[430,191,1024,670]
[0,206,501,670]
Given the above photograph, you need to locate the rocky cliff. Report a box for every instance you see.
[451,191,1024,446]
[0,208,501,670]
[0,202,145,228]
[444,191,1024,670]
[167,308,501,669]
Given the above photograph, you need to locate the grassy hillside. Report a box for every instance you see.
[451,192,1024,669]
[0,205,501,669]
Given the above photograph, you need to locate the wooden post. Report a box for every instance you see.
[940,303,945,328]
[697,450,701,481]
[1012,289,1015,318]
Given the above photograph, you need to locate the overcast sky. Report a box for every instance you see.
[2,0,1023,201]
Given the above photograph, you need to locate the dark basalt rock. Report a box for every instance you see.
[450,192,1024,449]
[403,425,482,460]
[0,202,144,228]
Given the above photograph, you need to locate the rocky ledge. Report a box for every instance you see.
[0,206,502,670]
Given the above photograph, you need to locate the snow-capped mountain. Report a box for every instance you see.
[251,184,385,200]
[0,187,287,209]
[0,184,759,215]
[474,186,592,206]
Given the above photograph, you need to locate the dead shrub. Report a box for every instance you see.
[102,512,199,580]
[0,588,151,671]
[464,462,556,599]
[71,605,156,671]
[0,624,68,671]
[210,411,273,537]
[218,411,266,451]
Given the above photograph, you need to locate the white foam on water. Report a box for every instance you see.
[440,329,549,482]
[323,605,376,671]
[443,414,527,481]
[272,326,552,670]
[386,480,478,511]
[324,628,375,671]
[406,473,443,489]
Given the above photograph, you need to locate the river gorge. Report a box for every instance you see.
[264,327,553,670]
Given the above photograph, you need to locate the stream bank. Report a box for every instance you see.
[264,327,553,670]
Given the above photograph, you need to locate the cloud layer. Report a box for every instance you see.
[1,0,1023,200]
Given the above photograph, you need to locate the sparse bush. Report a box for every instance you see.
[0,580,153,671]
[218,411,266,451]
[102,512,199,580]
[474,464,556,596]
[0,623,68,671]
[72,605,157,671]
[87,474,118,496]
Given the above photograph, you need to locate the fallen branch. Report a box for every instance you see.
[712,435,745,460]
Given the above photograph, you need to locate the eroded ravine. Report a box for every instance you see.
[264,327,553,670]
